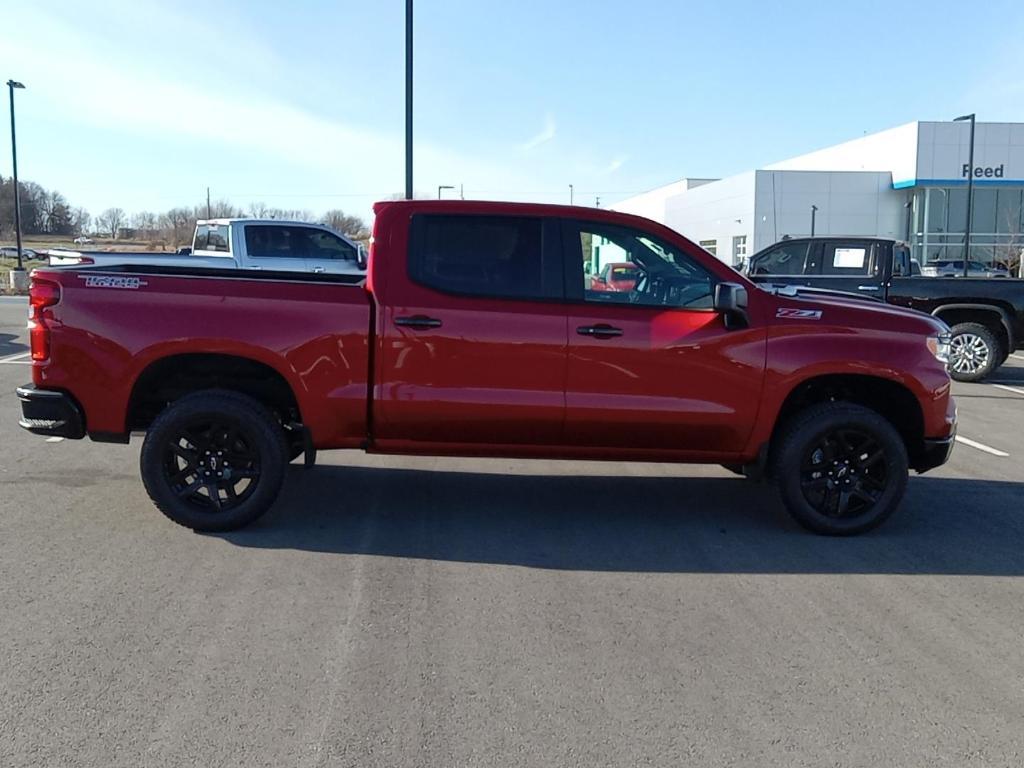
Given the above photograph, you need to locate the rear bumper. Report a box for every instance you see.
[16,384,86,439]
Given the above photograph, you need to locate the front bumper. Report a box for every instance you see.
[913,431,956,474]
[17,384,86,439]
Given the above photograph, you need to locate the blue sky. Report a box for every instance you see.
[4,0,1024,224]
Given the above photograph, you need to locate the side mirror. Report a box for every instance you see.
[714,282,749,329]
[357,244,368,270]
[177,247,192,255]
[597,275,607,284]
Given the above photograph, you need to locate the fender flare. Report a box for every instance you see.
[930,303,1015,351]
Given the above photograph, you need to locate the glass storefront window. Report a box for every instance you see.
[913,186,1024,270]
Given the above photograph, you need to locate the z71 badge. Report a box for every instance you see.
[776,307,823,320]
[79,275,148,290]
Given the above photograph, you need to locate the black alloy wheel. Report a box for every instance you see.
[140,390,289,531]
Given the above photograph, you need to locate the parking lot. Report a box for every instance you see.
[2,293,1024,766]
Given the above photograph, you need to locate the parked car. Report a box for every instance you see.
[18,200,955,536]
[746,236,1024,381]
[48,219,367,275]
[920,259,1010,278]
[0,246,41,261]
[73,236,94,245]
[589,262,640,292]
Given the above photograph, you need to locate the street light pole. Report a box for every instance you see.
[810,205,818,237]
[955,113,975,278]
[569,184,574,205]
[404,0,413,200]
[7,79,26,272]
[437,185,454,199]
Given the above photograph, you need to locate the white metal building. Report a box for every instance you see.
[613,121,1024,269]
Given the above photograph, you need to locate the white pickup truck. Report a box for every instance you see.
[48,218,367,275]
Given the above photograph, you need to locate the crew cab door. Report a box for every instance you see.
[563,220,766,454]
[302,228,366,275]
[375,213,566,445]
[238,224,311,272]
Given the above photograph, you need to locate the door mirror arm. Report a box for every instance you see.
[713,282,749,330]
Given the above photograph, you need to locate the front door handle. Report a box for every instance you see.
[577,324,623,338]
[857,285,878,291]
[395,315,443,329]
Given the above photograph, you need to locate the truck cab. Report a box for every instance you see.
[191,219,367,275]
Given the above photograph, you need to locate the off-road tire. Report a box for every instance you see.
[772,402,908,536]
[140,389,289,532]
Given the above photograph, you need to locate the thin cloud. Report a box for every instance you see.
[600,155,628,175]
[519,114,557,152]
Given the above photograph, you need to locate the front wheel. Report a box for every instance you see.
[140,390,289,532]
[773,402,908,535]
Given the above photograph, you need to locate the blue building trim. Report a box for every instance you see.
[893,178,1024,189]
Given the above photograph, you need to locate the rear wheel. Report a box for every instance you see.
[948,322,1000,382]
[140,390,289,532]
[773,402,908,535]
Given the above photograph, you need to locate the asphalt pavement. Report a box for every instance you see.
[2,296,1024,767]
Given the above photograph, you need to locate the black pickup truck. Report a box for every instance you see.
[746,236,1024,381]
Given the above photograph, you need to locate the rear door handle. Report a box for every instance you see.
[577,324,623,338]
[395,315,443,329]
[857,285,878,291]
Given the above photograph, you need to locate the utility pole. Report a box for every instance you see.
[595,196,600,208]
[206,186,211,218]
[7,79,26,276]
[460,183,464,200]
[954,113,976,277]
[569,184,574,205]
[810,204,818,237]
[405,0,413,200]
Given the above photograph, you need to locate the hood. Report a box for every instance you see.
[761,285,948,336]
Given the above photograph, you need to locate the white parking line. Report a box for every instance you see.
[45,436,64,443]
[956,435,1009,457]
[991,383,1024,396]
[1011,353,1024,361]
[0,351,30,363]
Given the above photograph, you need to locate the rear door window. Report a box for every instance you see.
[245,225,312,259]
[409,214,561,300]
[821,242,873,276]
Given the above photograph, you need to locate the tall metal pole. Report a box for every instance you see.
[811,205,818,237]
[955,113,975,277]
[405,0,413,200]
[206,186,211,218]
[569,184,574,205]
[7,80,25,271]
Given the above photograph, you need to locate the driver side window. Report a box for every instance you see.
[575,223,716,309]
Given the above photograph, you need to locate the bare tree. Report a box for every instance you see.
[72,207,91,236]
[322,209,370,240]
[248,201,270,218]
[132,211,157,236]
[97,207,126,238]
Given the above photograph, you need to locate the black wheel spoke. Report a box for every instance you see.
[161,416,261,514]
[800,425,890,520]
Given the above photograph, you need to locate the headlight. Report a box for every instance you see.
[927,333,951,364]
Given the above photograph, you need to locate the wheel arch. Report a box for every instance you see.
[931,303,1014,353]
[126,352,302,431]
[769,373,925,464]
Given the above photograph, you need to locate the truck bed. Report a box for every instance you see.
[31,264,372,447]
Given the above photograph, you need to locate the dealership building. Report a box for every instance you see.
[613,121,1024,268]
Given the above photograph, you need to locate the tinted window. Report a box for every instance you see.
[410,215,555,299]
[308,230,357,261]
[574,222,716,309]
[194,224,230,253]
[751,242,809,275]
[821,242,872,276]
[245,225,314,260]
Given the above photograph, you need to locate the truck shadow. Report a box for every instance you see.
[0,333,28,357]
[219,467,1024,576]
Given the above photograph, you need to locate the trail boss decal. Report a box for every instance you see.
[79,275,148,290]
[776,307,823,320]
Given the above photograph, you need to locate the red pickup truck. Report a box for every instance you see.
[18,200,956,535]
